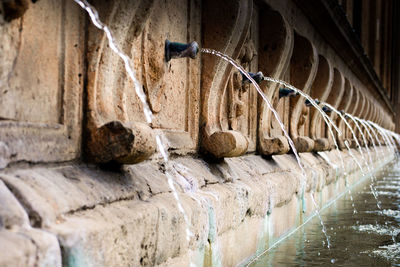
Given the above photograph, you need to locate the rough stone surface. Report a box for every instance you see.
[0,0,397,266]
[0,147,394,266]
[0,227,61,267]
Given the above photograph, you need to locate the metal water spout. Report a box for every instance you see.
[165,40,199,62]
[305,98,320,107]
[242,71,264,84]
[279,87,299,99]
[322,105,332,114]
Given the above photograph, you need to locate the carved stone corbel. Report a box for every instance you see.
[345,88,360,148]
[360,100,370,146]
[288,33,318,153]
[86,0,156,163]
[335,79,353,149]
[201,0,253,158]
[86,0,201,163]
[324,68,345,149]
[309,56,334,151]
[257,8,294,156]
[352,90,366,147]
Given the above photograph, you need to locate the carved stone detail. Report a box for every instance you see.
[86,0,200,163]
[257,7,293,155]
[201,0,253,158]
[309,55,334,152]
[288,33,318,152]
[324,68,345,148]
[352,90,366,147]
[336,79,353,149]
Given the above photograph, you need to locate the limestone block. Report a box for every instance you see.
[217,216,264,267]
[50,194,208,267]
[242,155,282,175]
[0,230,36,267]
[0,0,84,169]
[0,228,61,267]
[174,157,220,185]
[0,180,29,229]
[0,166,140,227]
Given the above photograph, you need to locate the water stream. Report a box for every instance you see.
[73,2,398,263]
[201,48,332,248]
[356,118,380,156]
[247,160,400,266]
[73,0,195,249]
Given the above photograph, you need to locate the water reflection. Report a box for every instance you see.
[249,160,400,266]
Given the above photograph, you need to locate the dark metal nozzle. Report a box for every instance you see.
[305,98,320,107]
[279,87,298,99]
[165,40,199,62]
[322,105,332,114]
[242,71,264,84]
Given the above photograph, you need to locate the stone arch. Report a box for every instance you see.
[288,33,318,152]
[309,55,334,151]
[257,6,294,155]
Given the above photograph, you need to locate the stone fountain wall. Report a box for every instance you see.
[0,0,396,266]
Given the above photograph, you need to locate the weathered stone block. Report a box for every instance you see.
[0,228,61,267]
[0,180,29,229]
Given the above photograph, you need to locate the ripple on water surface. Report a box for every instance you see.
[249,160,400,266]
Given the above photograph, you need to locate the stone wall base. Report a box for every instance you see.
[0,147,395,266]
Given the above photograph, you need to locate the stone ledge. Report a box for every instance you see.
[0,147,393,266]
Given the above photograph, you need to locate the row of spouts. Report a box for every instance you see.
[74,1,400,265]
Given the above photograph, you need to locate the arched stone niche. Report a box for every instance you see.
[86,0,201,163]
[324,68,345,149]
[336,78,353,149]
[309,55,334,151]
[257,6,293,156]
[201,0,253,158]
[288,33,318,153]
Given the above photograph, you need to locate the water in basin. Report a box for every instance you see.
[248,159,400,266]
